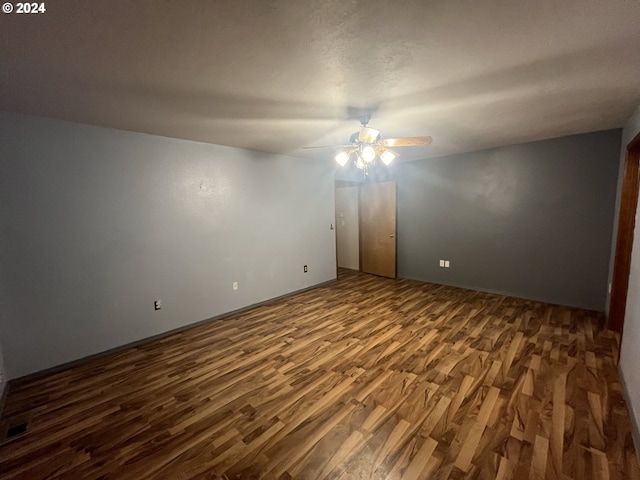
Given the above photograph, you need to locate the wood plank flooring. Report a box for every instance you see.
[1,269,639,479]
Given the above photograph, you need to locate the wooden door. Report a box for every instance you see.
[609,131,640,333]
[359,181,397,278]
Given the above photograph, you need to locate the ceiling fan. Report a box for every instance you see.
[303,115,432,172]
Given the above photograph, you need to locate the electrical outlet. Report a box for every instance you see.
[445,260,450,268]
[439,260,445,267]
[232,281,238,291]
[154,300,162,310]
[304,265,308,273]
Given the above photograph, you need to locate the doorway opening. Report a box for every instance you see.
[335,180,361,274]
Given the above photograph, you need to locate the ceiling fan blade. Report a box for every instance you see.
[302,144,354,149]
[380,136,433,147]
[374,146,398,155]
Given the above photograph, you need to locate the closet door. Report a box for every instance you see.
[360,181,396,279]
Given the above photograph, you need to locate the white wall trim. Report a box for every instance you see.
[619,363,640,464]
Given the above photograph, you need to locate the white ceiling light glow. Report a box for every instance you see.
[361,145,376,163]
[334,151,350,166]
[380,150,396,165]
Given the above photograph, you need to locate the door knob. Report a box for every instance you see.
[389,234,395,238]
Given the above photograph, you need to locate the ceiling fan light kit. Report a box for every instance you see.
[304,116,433,175]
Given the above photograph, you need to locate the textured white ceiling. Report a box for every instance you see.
[1,0,639,162]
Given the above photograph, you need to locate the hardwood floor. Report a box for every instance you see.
[1,269,639,479]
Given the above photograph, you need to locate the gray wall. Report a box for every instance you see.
[618,103,640,455]
[0,111,337,380]
[394,130,621,311]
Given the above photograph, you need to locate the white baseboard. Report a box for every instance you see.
[619,364,640,464]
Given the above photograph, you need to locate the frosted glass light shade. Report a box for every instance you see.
[380,150,396,165]
[362,145,375,163]
[335,151,350,166]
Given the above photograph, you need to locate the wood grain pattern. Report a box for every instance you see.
[609,129,640,333]
[359,181,396,279]
[1,268,638,479]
